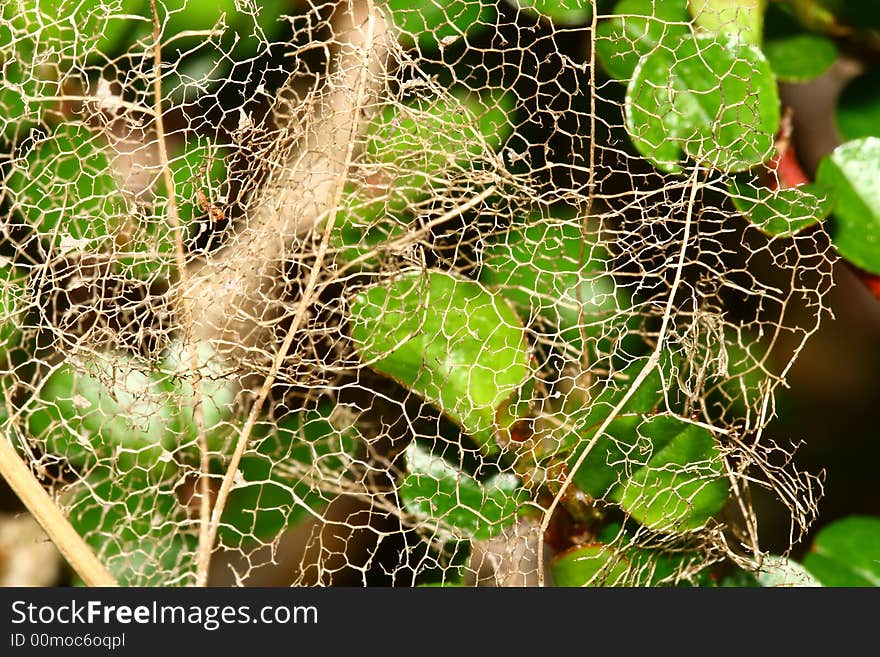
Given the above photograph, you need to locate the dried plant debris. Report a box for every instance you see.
[0,0,836,587]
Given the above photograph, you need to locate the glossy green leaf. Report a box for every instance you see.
[163,0,286,55]
[756,555,822,587]
[688,0,764,44]
[62,467,195,586]
[595,0,691,81]
[609,415,728,531]
[479,215,633,360]
[624,546,710,586]
[551,543,630,586]
[625,33,780,173]
[87,0,287,106]
[162,340,239,457]
[220,403,361,546]
[816,138,880,274]
[399,441,525,541]
[0,0,138,63]
[596,523,712,585]
[164,138,230,226]
[720,559,822,587]
[548,355,672,497]
[728,179,833,236]
[709,328,772,417]
[761,2,837,83]
[333,89,513,269]
[763,34,837,83]
[551,537,709,587]
[513,0,591,26]
[349,270,531,452]
[836,70,880,141]
[386,0,495,51]
[803,516,880,587]
[6,124,125,249]
[97,0,288,61]
[466,87,517,154]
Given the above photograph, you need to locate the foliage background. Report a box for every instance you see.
[0,0,878,586]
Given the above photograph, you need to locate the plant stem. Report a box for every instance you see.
[0,435,117,586]
[536,164,704,586]
[148,0,213,587]
[193,0,389,585]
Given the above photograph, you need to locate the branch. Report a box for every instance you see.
[148,0,214,586]
[185,0,390,586]
[181,1,390,366]
[0,436,117,586]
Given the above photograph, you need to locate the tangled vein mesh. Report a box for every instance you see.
[0,0,834,586]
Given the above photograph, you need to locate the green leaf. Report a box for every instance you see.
[479,214,634,360]
[588,525,712,586]
[728,179,833,236]
[399,441,525,541]
[27,345,235,477]
[341,89,513,266]
[623,546,710,586]
[688,0,764,44]
[386,0,495,51]
[803,516,880,587]
[721,559,822,587]
[761,2,837,83]
[162,341,239,457]
[349,270,531,453]
[164,137,229,227]
[465,87,517,154]
[0,259,27,360]
[763,34,837,83]
[836,70,880,141]
[330,186,408,269]
[551,541,708,587]
[551,544,630,586]
[220,403,361,546]
[816,138,880,274]
[162,0,287,56]
[595,0,691,81]
[625,33,780,173]
[756,555,822,587]
[548,355,672,497]
[364,89,513,211]
[0,56,61,145]
[608,415,728,531]
[512,0,592,26]
[62,467,195,586]
[0,0,140,64]
[5,124,125,250]
[97,0,288,61]
[27,359,179,477]
[719,568,759,586]
[709,328,772,418]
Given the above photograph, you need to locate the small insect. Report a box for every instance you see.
[195,188,226,225]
